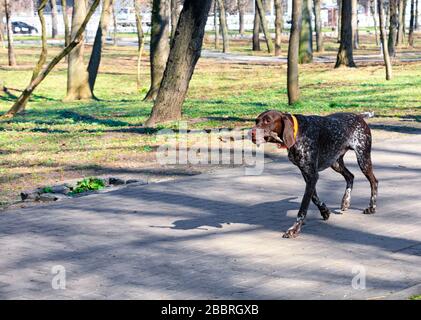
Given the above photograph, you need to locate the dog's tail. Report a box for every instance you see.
[360,111,375,119]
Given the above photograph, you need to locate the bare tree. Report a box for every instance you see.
[0,7,5,49]
[396,0,405,45]
[112,1,118,45]
[50,0,58,38]
[134,0,145,89]
[370,0,379,46]
[337,0,342,42]
[408,0,415,46]
[274,0,283,56]
[214,0,220,48]
[61,0,70,47]
[335,0,356,67]
[145,0,213,126]
[170,0,181,39]
[256,0,274,53]
[144,0,170,100]
[252,2,261,51]
[10,0,48,114]
[313,0,323,52]
[238,0,247,35]
[31,0,48,80]
[65,0,93,101]
[388,0,398,56]
[378,0,392,79]
[353,0,359,49]
[217,0,229,53]
[1,0,100,118]
[287,0,302,105]
[4,0,16,66]
[87,0,114,96]
[402,0,408,36]
[299,0,312,63]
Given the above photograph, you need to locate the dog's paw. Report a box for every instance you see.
[363,207,376,214]
[320,208,331,220]
[341,194,351,212]
[282,222,302,238]
[341,192,351,211]
[282,230,298,238]
[340,202,350,212]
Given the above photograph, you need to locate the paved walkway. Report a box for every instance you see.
[1,134,421,299]
[16,39,421,64]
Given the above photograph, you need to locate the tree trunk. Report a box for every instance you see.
[112,2,118,45]
[313,0,323,52]
[87,0,114,95]
[252,2,261,51]
[134,0,145,89]
[335,0,356,68]
[256,0,274,53]
[370,0,379,46]
[65,0,92,101]
[0,12,5,49]
[274,0,283,56]
[2,0,100,118]
[396,0,405,45]
[352,0,359,49]
[214,0,220,49]
[408,0,415,46]
[217,0,229,53]
[403,0,407,37]
[5,0,16,67]
[144,0,170,101]
[33,0,49,81]
[299,0,312,63]
[61,0,70,47]
[14,0,49,114]
[145,0,212,126]
[337,0,342,42]
[171,0,180,39]
[416,0,419,30]
[287,0,302,105]
[51,0,59,38]
[238,0,245,35]
[388,0,398,56]
[377,0,392,80]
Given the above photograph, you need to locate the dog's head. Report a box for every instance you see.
[249,110,297,148]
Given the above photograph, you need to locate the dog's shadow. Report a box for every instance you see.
[169,197,300,231]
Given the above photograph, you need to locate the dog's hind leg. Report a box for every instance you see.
[331,155,354,211]
[355,143,378,215]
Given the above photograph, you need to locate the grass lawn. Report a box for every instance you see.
[1,34,421,207]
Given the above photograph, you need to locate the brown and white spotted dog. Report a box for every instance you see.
[249,111,378,238]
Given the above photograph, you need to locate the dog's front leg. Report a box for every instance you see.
[283,172,318,238]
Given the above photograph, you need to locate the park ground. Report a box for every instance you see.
[1,32,421,300]
[0,33,421,208]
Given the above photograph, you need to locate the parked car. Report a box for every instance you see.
[116,7,136,27]
[12,21,38,35]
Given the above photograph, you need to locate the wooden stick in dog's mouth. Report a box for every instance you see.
[269,131,284,144]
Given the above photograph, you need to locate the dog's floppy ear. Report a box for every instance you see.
[282,114,296,148]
